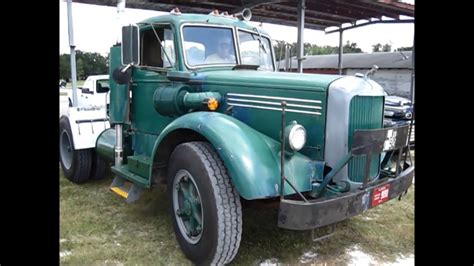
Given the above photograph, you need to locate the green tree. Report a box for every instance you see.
[372,43,382,52]
[373,43,393,52]
[273,40,364,61]
[382,43,392,52]
[343,41,363,53]
[76,58,85,80]
[59,50,109,80]
[59,54,71,81]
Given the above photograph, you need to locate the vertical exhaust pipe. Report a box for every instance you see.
[116,0,126,44]
[115,124,123,166]
[115,0,126,167]
[66,0,78,107]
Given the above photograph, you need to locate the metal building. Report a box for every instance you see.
[281,51,413,98]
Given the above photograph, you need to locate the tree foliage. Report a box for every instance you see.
[273,40,364,61]
[59,51,109,80]
[372,43,393,52]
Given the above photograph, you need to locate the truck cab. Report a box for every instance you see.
[59,9,414,265]
[67,75,110,107]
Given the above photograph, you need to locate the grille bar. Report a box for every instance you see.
[348,96,384,182]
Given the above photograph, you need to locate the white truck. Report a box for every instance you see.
[59,75,111,183]
[64,75,110,108]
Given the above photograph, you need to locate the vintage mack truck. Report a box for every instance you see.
[59,8,414,265]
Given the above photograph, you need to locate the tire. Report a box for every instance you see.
[89,151,109,180]
[167,141,242,265]
[59,116,92,184]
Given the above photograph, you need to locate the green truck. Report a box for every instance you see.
[59,9,414,265]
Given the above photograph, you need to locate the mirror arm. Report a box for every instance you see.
[122,63,133,72]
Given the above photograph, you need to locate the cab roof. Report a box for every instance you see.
[139,13,270,36]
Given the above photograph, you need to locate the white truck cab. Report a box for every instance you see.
[74,75,110,107]
[60,74,111,161]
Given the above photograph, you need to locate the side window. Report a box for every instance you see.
[140,25,175,68]
[162,28,175,68]
[238,30,274,71]
[96,80,110,93]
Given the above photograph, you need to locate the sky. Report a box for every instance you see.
[59,0,414,56]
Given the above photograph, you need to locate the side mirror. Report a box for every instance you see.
[121,24,140,65]
[113,66,132,85]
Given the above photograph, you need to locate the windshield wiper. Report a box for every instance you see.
[253,27,267,54]
[232,64,259,70]
[148,23,174,68]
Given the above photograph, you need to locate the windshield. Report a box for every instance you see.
[238,30,274,71]
[182,26,274,70]
[182,26,237,66]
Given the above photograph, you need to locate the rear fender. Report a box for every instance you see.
[60,106,110,150]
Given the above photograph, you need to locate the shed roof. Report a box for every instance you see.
[73,0,414,31]
[279,51,413,70]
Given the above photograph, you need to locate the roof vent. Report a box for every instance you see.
[209,9,219,16]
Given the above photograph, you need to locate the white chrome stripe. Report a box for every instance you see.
[227,98,322,110]
[228,103,322,115]
[227,93,322,104]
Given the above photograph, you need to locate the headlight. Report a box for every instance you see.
[285,122,306,151]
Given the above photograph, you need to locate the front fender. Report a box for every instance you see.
[151,112,315,200]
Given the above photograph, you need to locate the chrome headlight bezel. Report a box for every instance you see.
[285,122,306,151]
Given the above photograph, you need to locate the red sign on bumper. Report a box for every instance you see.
[371,184,390,207]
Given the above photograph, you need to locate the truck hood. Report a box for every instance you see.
[193,69,342,92]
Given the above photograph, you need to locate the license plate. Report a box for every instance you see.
[371,184,390,207]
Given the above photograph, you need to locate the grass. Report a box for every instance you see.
[65,80,85,89]
[60,155,414,265]
[60,81,85,96]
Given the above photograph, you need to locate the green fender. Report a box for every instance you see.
[151,112,315,200]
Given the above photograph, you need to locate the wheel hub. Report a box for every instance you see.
[173,170,203,243]
[60,130,73,169]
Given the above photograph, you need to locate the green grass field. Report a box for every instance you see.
[60,157,414,265]
[65,80,85,88]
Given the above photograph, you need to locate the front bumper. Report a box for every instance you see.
[278,166,414,230]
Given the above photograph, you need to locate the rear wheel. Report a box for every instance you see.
[167,141,242,265]
[89,151,109,180]
[59,116,92,183]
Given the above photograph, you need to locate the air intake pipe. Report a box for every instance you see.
[153,86,222,117]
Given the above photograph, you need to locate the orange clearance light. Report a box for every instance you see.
[207,98,219,111]
[170,7,181,15]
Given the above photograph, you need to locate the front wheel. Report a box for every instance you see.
[167,142,242,265]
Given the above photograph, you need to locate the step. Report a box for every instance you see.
[109,174,144,204]
[127,154,152,179]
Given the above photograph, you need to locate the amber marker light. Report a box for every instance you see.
[207,98,219,111]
